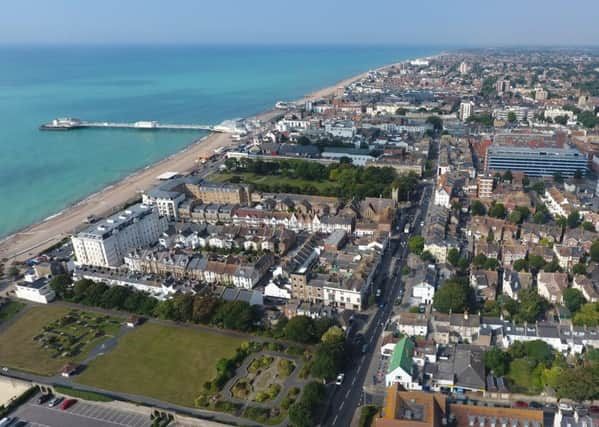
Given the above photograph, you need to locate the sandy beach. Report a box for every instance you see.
[0,66,379,262]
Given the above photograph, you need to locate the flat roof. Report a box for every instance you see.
[156,171,180,180]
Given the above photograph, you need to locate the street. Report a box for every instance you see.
[324,181,434,427]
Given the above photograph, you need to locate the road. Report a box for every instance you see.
[323,183,433,427]
[324,139,438,427]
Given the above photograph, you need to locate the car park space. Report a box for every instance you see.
[11,395,152,427]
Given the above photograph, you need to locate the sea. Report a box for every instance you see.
[0,45,440,238]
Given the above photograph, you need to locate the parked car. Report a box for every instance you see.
[361,343,369,354]
[335,374,345,386]
[558,402,573,412]
[528,401,542,409]
[589,405,599,414]
[513,401,528,408]
[0,417,14,427]
[48,397,63,408]
[59,398,77,411]
[13,421,27,427]
[37,393,53,404]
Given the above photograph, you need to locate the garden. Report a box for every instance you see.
[0,306,121,375]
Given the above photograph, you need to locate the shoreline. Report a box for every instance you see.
[0,53,440,262]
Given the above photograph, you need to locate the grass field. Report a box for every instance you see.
[211,172,338,194]
[0,301,25,323]
[0,306,121,375]
[76,323,245,407]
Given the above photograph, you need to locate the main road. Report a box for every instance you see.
[323,182,433,427]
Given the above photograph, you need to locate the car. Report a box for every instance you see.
[589,405,599,414]
[361,343,369,354]
[544,402,558,411]
[379,303,385,309]
[0,417,15,427]
[418,304,426,313]
[528,401,542,409]
[1,367,7,372]
[558,402,573,412]
[59,398,77,411]
[513,400,528,408]
[335,374,345,386]
[48,397,64,408]
[37,393,53,404]
[13,421,27,427]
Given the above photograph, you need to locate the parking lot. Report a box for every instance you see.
[12,397,152,427]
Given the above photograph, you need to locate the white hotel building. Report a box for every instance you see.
[72,204,167,268]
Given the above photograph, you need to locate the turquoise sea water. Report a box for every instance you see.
[0,45,440,237]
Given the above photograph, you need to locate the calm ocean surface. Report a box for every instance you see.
[0,45,440,237]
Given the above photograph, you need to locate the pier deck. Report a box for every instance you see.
[40,118,244,134]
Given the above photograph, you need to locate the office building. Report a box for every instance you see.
[459,101,473,121]
[72,204,167,267]
[486,146,587,177]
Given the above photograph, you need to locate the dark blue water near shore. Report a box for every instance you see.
[0,45,440,237]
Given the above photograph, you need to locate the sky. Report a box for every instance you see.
[1,0,599,46]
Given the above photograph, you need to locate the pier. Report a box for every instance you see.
[40,118,245,134]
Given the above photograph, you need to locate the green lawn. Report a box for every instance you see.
[211,172,338,194]
[76,323,245,407]
[0,306,121,375]
[0,300,25,323]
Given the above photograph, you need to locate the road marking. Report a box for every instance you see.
[333,415,339,425]
[340,401,345,410]
[345,389,351,398]
[352,377,357,385]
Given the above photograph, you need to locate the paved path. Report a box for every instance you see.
[220,350,306,412]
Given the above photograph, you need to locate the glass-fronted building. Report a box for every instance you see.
[485,146,587,177]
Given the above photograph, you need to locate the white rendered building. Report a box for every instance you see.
[72,204,167,268]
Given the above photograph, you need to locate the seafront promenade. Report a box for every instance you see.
[0,67,376,261]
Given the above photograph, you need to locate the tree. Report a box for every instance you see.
[507,111,517,123]
[447,248,461,267]
[483,258,499,270]
[473,253,488,268]
[320,326,345,344]
[515,288,549,323]
[508,210,523,224]
[574,169,584,180]
[563,288,587,313]
[582,221,596,232]
[503,170,513,182]
[288,402,313,427]
[311,340,345,380]
[573,303,599,326]
[591,240,599,263]
[553,171,564,184]
[7,266,19,278]
[572,263,587,275]
[567,211,581,229]
[528,255,546,271]
[513,259,529,272]
[426,115,443,132]
[531,181,545,194]
[522,175,530,187]
[485,347,511,376]
[470,200,487,216]
[408,235,425,255]
[49,274,72,299]
[486,229,495,243]
[488,203,507,219]
[284,316,317,344]
[433,279,474,313]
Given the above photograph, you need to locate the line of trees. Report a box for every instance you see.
[51,276,260,332]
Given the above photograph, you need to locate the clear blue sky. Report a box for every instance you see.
[2,0,598,46]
